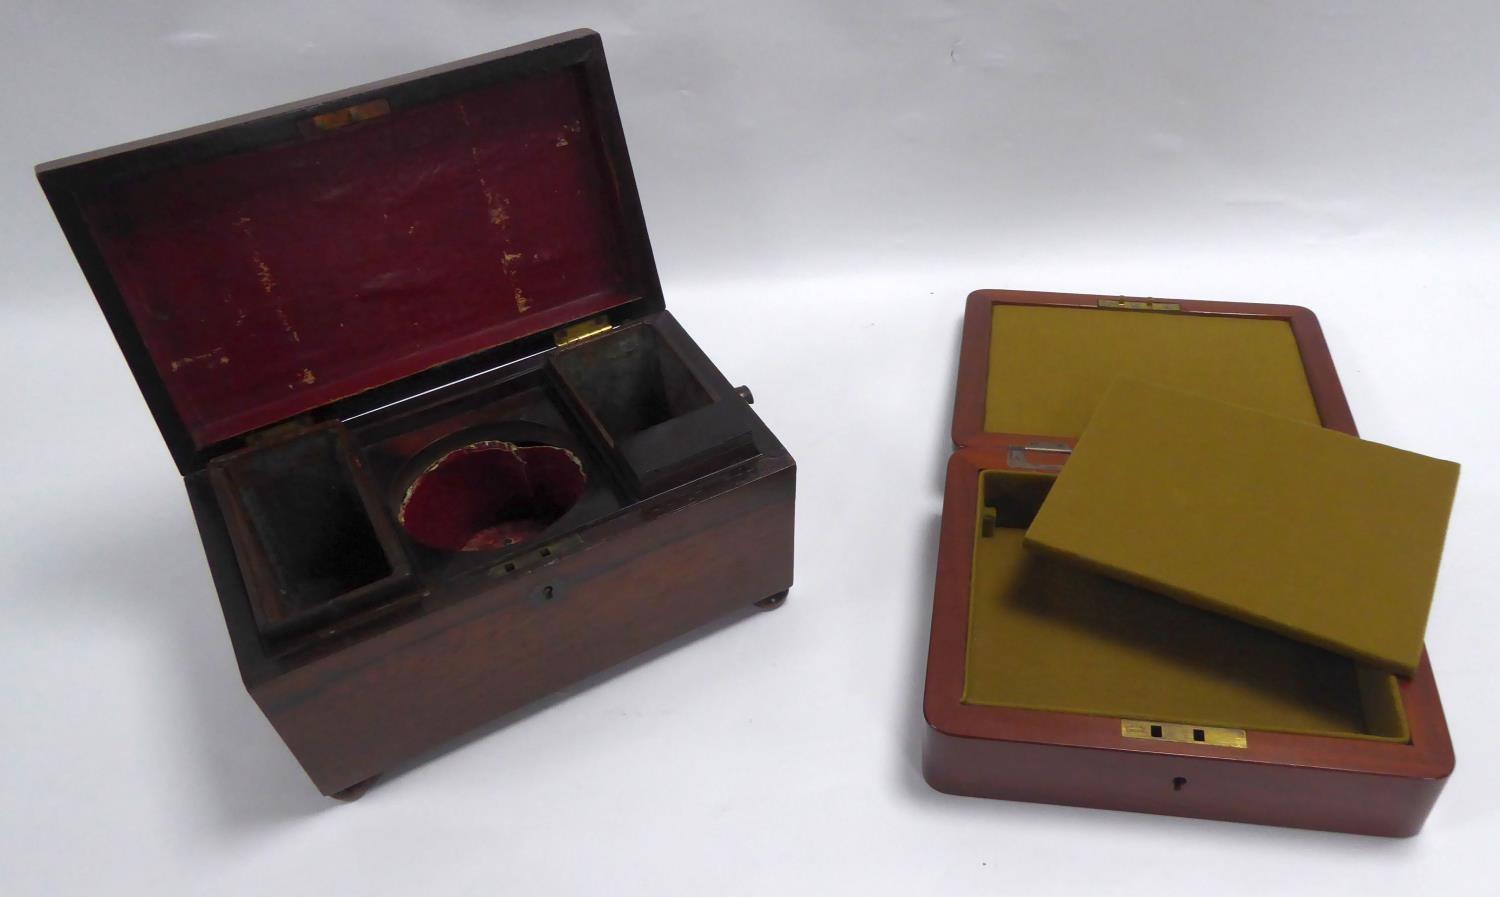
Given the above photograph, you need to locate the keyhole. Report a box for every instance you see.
[1172,776,1187,792]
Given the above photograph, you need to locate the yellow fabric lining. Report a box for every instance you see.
[962,470,1409,741]
[1024,379,1458,675]
[983,305,1321,435]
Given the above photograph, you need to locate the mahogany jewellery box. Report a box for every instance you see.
[922,290,1454,836]
[37,30,796,798]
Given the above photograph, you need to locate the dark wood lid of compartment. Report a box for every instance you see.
[38,30,662,472]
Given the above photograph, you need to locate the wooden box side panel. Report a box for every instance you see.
[257,467,794,794]
[923,725,1447,837]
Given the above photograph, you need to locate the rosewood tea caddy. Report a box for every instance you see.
[923,290,1454,836]
[38,30,795,798]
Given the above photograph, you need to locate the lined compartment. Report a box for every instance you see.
[552,324,713,441]
[230,429,396,623]
[397,440,587,552]
[551,323,758,496]
[963,469,1409,741]
[984,304,1321,435]
[355,365,630,576]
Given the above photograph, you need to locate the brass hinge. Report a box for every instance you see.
[1099,298,1181,312]
[1007,441,1072,472]
[553,315,614,347]
[1122,719,1247,749]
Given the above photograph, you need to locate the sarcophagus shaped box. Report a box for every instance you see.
[38,30,795,798]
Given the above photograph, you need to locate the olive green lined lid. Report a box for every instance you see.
[1024,379,1459,675]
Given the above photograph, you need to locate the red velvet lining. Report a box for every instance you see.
[398,442,587,552]
[79,66,637,447]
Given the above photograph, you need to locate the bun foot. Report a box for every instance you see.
[329,775,380,801]
[755,590,789,611]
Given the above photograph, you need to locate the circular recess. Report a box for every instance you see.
[397,439,586,552]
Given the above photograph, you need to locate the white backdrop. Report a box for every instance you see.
[3,3,1497,895]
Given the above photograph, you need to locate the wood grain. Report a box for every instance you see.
[927,291,1454,836]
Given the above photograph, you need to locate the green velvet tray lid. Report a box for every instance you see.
[1023,379,1459,675]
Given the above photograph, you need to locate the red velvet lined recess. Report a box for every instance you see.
[78,67,638,447]
[398,442,587,552]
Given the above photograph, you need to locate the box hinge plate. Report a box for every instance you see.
[1099,298,1181,312]
[1006,441,1072,472]
[553,315,614,347]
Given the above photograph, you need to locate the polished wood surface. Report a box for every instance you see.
[191,443,793,794]
[38,31,797,797]
[925,291,1454,836]
[187,310,796,796]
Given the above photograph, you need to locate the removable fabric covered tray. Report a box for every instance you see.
[1024,379,1459,674]
[967,469,1407,740]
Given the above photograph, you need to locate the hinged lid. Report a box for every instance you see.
[37,30,662,473]
[950,290,1357,452]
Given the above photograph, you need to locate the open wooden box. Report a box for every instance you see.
[923,289,1453,836]
[37,30,795,798]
